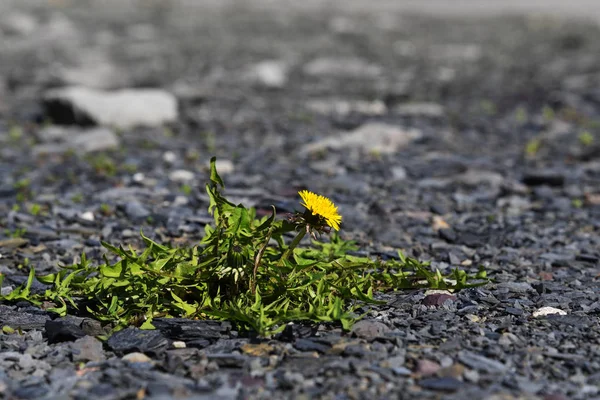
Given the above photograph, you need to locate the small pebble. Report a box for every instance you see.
[169,170,195,182]
[122,352,153,363]
[163,151,177,164]
[533,307,567,317]
[79,211,95,222]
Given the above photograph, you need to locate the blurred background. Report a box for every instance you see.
[1,0,599,260]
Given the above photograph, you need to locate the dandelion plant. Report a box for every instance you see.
[0,157,488,336]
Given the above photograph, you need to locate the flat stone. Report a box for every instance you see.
[423,293,457,307]
[303,57,382,78]
[45,319,86,344]
[33,127,119,155]
[214,159,235,175]
[79,211,95,222]
[457,351,507,374]
[70,127,120,153]
[107,327,169,356]
[169,170,195,183]
[497,282,535,293]
[456,170,504,188]
[306,98,386,116]
[71,336,106,362]
[351,320,391,340]
[395,102,445,118]
[294,338,330,354]
[124,201,151,220]
[505,307,524,316]
[533,307,567,317]
[416,359,441,377]
[300,123,422,155]
[36,125,72,142]
[419,377,463,391]
[246,60,288,88]
[0,305,50,330]
[122,352,153,363]
[96,187,151,202]
[381,354,406,369]
[163,151,177,164]
[43,86,178,129]
[0,238,29,249]
[391,166,408,180]
[206,353,248,368]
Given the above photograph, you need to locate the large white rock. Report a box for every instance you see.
[44,86,178,129]
[300,123,422,155]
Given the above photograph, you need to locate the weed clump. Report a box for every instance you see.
[1,158,488,336]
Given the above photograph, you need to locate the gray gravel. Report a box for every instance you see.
[1,1,600,400]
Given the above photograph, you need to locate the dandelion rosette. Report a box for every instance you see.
[298,190,342,231]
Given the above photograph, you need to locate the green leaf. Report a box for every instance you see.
[46,297,68,316]
[100,262,123,278]
[140,230,169,253]
[171,292,196,316]
[108,295,119,314]
[140,318,155,330]
[209,156,224,188]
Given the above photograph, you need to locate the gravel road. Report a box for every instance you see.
[0,1,599,399]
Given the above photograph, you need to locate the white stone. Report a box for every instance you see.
[391,166,408,180]
[424,289,454,296]
[395,102,445,118]
[306,99,386,116]
[162,151,177,164]
[169,170,195,182]
[300,123,422,155]
[456,170,504,188]
[303,57,382,78]
[1,285,12,296]
[32,127,119,156]
[132,173,145,183]
[44,86,178,129]
[122,352,153,363]
[79,211,95,222]
[532,307,567,317]
[70,127,120,153]
[37,126,71,142]
[172,341,186,349]
[248,60,288,88]
[173,196,189,206]
[214,159,235,175]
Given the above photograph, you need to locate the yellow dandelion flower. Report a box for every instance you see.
[298,190,342,231]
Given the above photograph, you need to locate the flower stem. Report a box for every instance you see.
[278,228,307,266]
